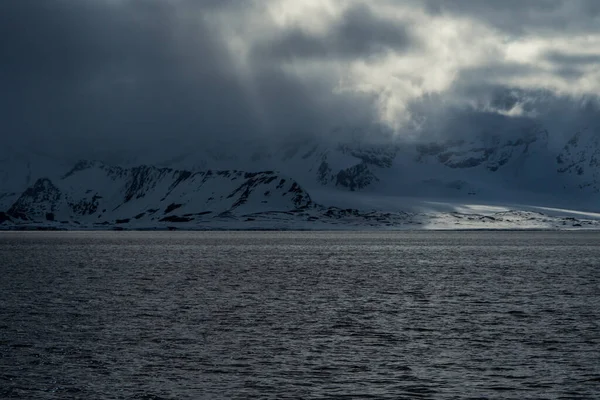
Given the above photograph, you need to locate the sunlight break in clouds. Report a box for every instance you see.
[209,0,600,132]
[1,0,599,154]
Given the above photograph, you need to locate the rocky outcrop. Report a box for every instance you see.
[8,178,62,220]
[4,161,313,226]
[416,127,549,172]
[335,163,378,191]
[556,129,600,193]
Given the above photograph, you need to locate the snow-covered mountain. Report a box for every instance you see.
[2,123,600,230]
[0,145,75,211]
[2,161,313,229]
[156,123,599,210]
[556,128,600,194]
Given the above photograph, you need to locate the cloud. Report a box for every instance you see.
[544,51,600,66]
[421,0,600,36]
[0,0,380,155]
[1,1,237,143]
[255,3,415,61]
[0,0,598,159]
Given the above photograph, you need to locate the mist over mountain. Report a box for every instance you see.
[1,1,600,228]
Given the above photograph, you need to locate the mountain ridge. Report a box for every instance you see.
[2,124,600,230]
[3,161,314,228]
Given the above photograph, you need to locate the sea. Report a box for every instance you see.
[1,231,599,399]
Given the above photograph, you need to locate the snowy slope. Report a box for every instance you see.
[3,161,313,228]
[1,158,599,231]
[0,145,73,210]
[556,128,600,194]
[158,123,600,211]
[2,122,600,230]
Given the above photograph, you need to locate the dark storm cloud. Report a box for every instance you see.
[0,0,377,155]
[487,90,522,112]
[256,4,415,61]
[456,63,541,82]
[406,82,600,149]
[0,0,219,88]
[1,0,236,145]
[1,0,599,159]
[406,92,534,138]
[544,51,600,66]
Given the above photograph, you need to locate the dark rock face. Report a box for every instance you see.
[164,203,183,214]
[169,170,192,190]
[556,130,600,193]
[227,172,312,210]
[336,163,378,191]
[8,178,62,220]
[125,166,164,202]
[318,160,332,185]
[286,182,312,207]
[416,132,543,171]
[160,215,193,223]
[70,194,102,216]
[0,212,11,224]
[3,161,314,227]
[313,144,397,190]
[62,160,94,179]
[338,144,398,168]
[414,126,549,174]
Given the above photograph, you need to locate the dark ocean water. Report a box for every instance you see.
[1,231,599,399]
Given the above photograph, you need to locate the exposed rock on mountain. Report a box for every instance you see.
[557,128,600,193]
[415,127,548,172]
[2,124,600,230]
[335,163,378,191]
[5,161,313,227]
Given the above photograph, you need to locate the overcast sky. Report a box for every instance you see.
[1,0,599,155]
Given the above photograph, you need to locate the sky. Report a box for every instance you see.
[1,0,599,156]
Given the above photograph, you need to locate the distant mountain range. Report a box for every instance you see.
[2,125,600,230]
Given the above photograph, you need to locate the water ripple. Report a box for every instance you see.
[1,231,599,399]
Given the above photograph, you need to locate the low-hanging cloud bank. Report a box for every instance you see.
[1,0,599,156]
